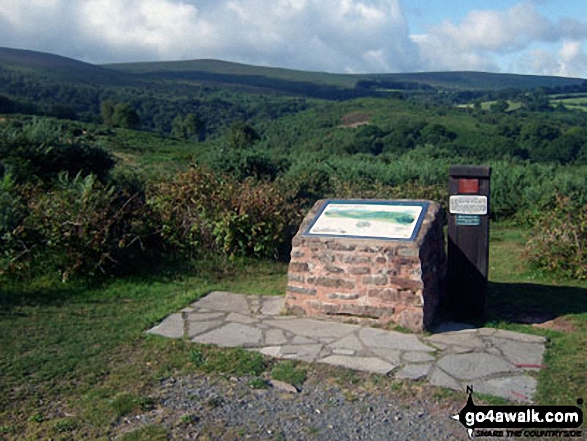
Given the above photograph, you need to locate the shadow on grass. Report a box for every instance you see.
[486,281,587,324]
[0,258,191,312]
[0,255,270,312]
[0,282,89,312]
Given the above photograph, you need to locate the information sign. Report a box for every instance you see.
[304,200,428,241]
[449,195,488,215]
[456,214,481,226]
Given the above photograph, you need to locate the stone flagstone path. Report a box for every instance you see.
[148,292,547,403]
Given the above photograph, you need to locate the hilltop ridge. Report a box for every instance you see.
[1,46,585,94]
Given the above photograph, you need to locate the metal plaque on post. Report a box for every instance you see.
[446,165,491,322]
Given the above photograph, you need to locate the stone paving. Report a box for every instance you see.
[148,291,547,403]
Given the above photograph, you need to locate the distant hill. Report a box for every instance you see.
[368,71,587,91]
[105,58,587,92]
[104,58,358,88]
[1,46,586,99]
[0,47,135,85]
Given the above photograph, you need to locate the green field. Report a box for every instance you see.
[551,94,587,111]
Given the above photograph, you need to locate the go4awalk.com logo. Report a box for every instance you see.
[451,386,583,439]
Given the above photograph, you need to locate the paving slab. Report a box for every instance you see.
[436,353,518,380]
[265,329,288,345]
[193,323,263,347]
[192,291,250,313]
[319,355,395,375]
[359,328,435,352]
[332,349,356,356]
[369,347,402,365]
[424,333,485,349]
[291,335,318,345]
[279,344,323,362]
[148,291,547,403]
[472,375,538,402]
[188,320,224,338]
[260,297,286,316]
[330,333,365,351]
[147,313,184,339]
[428,367,462,391]
[395,363,432,380]
[226,312,259,324]
[493,329,547,343]
[264,318,357,339]
[402,351,436,363]
[186,312,226,321]
[490,338,546,368]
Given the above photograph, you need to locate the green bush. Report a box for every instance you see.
[148,167,302,260]
[525,195,587,279]
[0,173,26,237]
[7,173,152,280]
[0,117,115,185]
[0,174,28,276]
[207,146,282,181]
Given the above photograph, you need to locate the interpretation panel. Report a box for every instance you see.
[304,200,428,241]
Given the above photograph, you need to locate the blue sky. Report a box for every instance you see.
[0,0,586,77]
[404,0,570,34]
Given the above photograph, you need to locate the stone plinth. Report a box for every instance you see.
[284,199,446,332]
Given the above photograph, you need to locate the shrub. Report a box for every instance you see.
[0,173,26,237]
[0,174,28,276]
[207,146,282,181]
[525,194,587,279]
[8,173,152,280]
[148,167,302,260]
[0,117,115,185]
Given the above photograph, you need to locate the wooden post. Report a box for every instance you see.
[446,165,491,321]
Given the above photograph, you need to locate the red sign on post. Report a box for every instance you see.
[458,178,479,194]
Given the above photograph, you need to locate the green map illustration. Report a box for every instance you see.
[307,202,424,240]
[323,209,415,225]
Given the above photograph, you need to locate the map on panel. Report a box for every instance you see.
[304,201,428,241]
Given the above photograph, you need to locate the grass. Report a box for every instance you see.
[1,224,586,438]
[270,361,307,388]
[550,100,587,112]
[0,259,286,440]
[488,224,587,406]
[457,100,522,112]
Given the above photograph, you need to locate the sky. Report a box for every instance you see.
[1,0,586,78]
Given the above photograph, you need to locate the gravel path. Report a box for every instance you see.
[115,368,484,440]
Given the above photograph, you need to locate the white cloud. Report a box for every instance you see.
[200,0,418,73]
[412,2,587,75]
[0,0,419,72]
[519,41,587,77]
[0,0,586,76]
[78,0,212,60]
